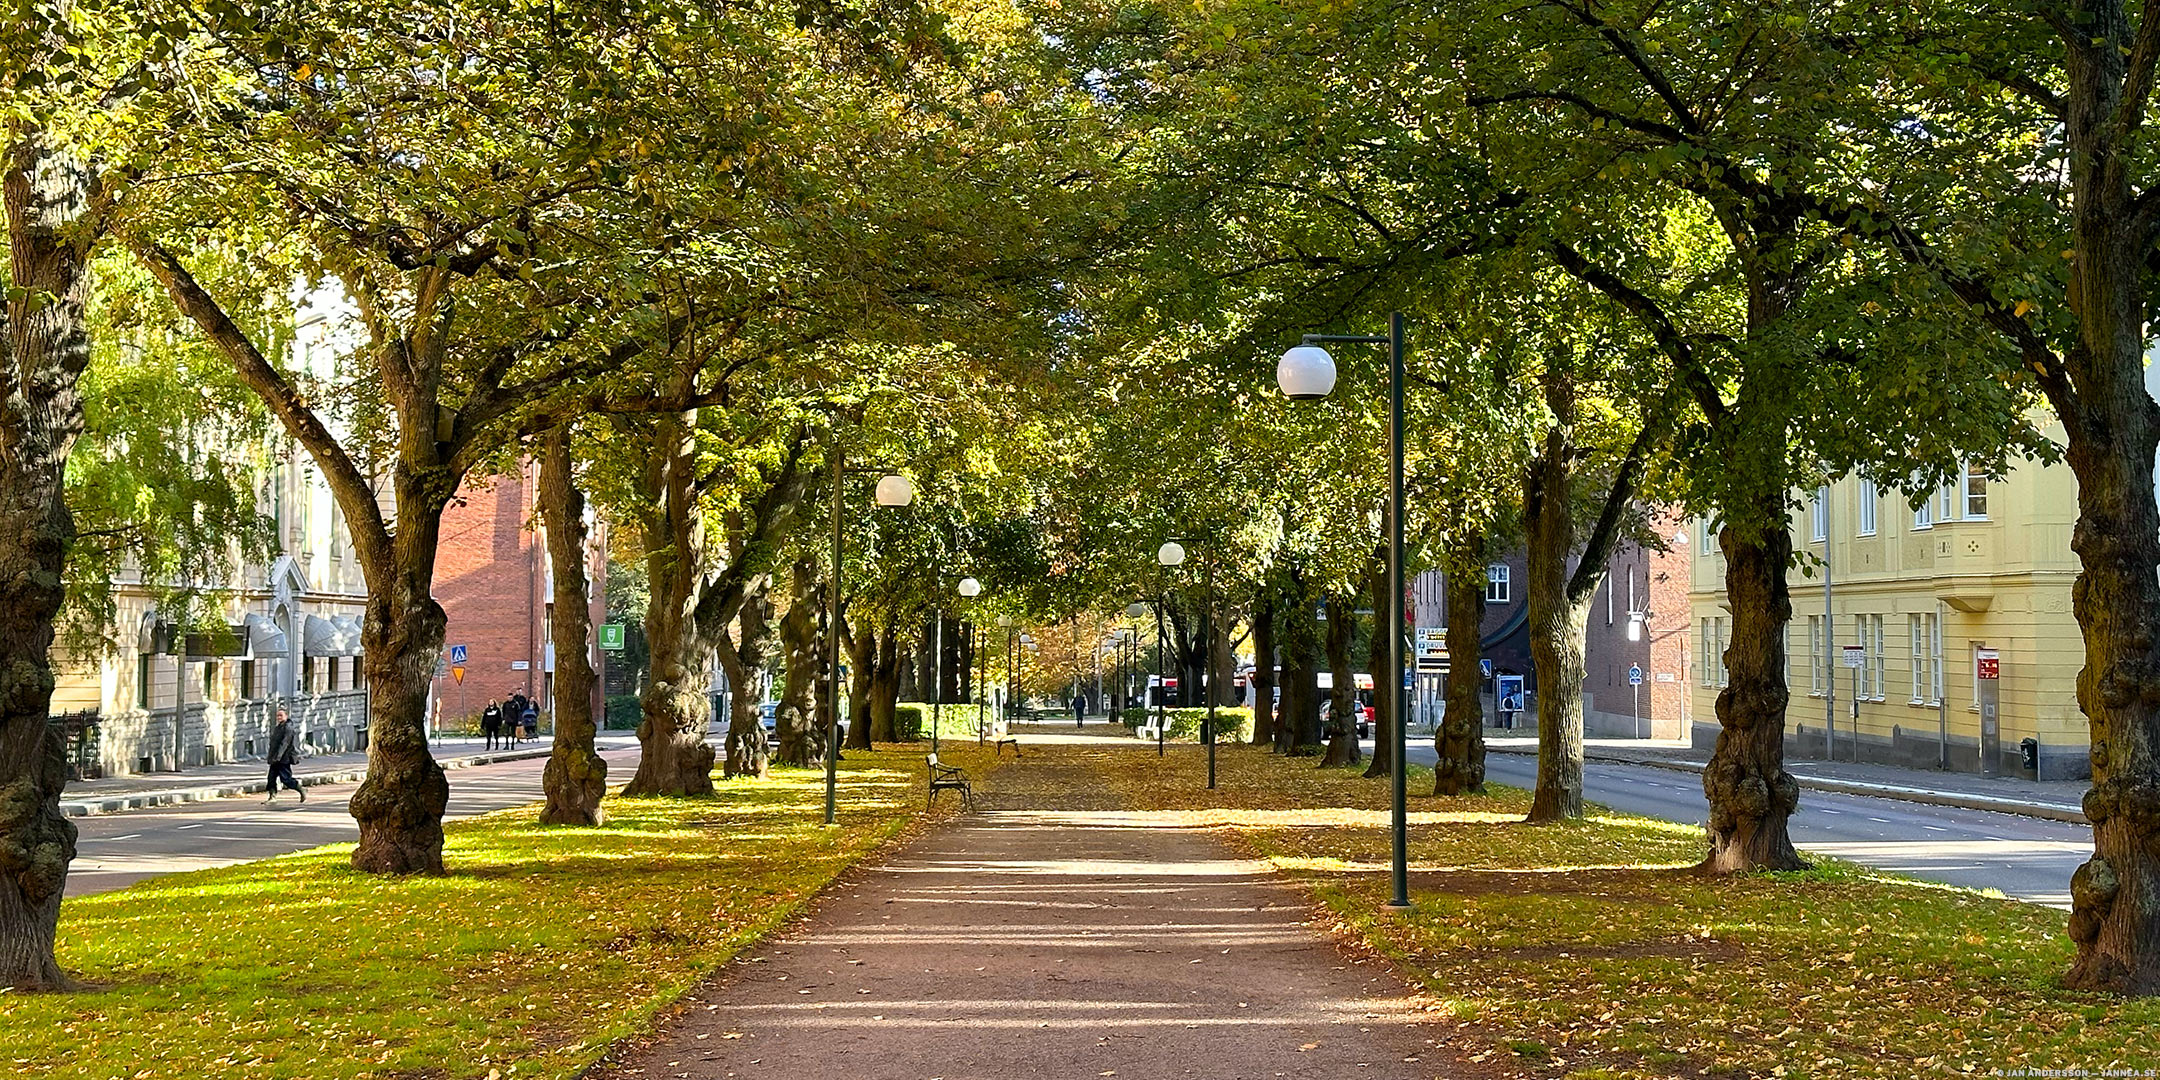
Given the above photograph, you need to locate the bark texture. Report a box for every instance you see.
[1279,568,1321,754]
[1701,522,1805,871]
[1524,409,1586,823]
[1434,550,1489,796]
[1320,595,1362,768]
[1363,555,1394,780]
[774,559,825,768]
[717,592,775,780]
[0,132,98,989]
[538,429,606,825]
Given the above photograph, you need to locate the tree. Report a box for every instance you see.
[538,425,605,825]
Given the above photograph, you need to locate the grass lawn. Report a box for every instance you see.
[6,745,992,1080]
[1082,741,2157,1079]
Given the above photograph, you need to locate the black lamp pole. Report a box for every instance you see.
[1291,312,1410,909]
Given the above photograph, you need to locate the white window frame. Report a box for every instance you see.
[1961,464,1988,520]
[1938,483,1957,524]
[1857,478,1878,536]
[1869,614,1886,699]
[1485,564,1510,605]
[1807,615,1824,695]
[1909,614,1927,703]
[1811,487,1828,542]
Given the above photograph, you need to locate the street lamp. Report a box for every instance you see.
[822,450,914,827]
[958,578,983,745]
[1280,311,1411,909]
[1157,539,1220,788]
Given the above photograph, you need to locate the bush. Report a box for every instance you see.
[891,702,992,741]
[1122,706,1247,743]
[603,694,642,730]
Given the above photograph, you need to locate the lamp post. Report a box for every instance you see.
[1280,310,1410,909]
[1157,540,1219,788]
[1124,601,1146,723]
[823,452,913,827]
[957,576,981,749]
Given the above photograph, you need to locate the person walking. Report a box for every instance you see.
[482,699,504,750]
[264,708,304,804]
[1072,692,1086,729]
[520,701,539,742]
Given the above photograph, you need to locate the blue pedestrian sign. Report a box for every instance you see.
[1480,658,1493,678]
[1628,664,1643,686]
[449,644,468,664]
[1403,669,1414,689]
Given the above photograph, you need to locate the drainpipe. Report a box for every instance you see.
[1937,598,1949,770]
[1824,488,1835,763]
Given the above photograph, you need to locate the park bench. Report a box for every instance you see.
[927,754,973,808]
[995,735,1022,758]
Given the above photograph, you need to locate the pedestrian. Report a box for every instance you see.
[482,699,503,749]
[1072,692,1086,728]
[520,702,539,741]
[264,707,304,804]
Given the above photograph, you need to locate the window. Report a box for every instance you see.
[1716,618,1730,686]
[1909,613,1942,704]
[1914,492,1934,530]
[202,662,217,700]
[326,657,340,691]
[1869,615,1887,699]
[239,658,254,701]
[352,660,364,690]
[1485,565,1510,604]
[1962,464,1988,520]
[137,653,152,709]
[1807,615,1826,694]
[1858,479,1878,536]
[1700,619,1712,687]
[302,655,315,693]
[1811,486,1829,542]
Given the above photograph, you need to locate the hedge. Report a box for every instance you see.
[1119,706,1248,743]
[603,694,643,730]
[891,701,994,742]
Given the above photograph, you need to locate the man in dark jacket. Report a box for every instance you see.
[1072,693,1087,728]
[482,700,504,749]
[264,707,304,805]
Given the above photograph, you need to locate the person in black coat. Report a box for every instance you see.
[482,700,504,749]
[264,708,304,804]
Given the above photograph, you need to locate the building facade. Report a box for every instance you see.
[1410,507,1693,739]
[1685,422,2090,779]
[428,463,608,730]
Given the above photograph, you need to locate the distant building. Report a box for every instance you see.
[1411,507,1693,739]
[428,463,607,729]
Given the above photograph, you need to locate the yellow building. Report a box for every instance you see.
[1687,422,2090,779]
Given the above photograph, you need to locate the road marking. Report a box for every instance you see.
[1923,825,1949,832]
[176,823,205,830]
[83,834,141,843]
[1819,808,1842,814]
[1868,817,1891,823]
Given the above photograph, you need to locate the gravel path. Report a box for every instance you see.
[598,756,1448,1079]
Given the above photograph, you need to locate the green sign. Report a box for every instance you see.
[599,623,626,651]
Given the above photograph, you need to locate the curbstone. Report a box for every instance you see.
[1486,744,2089,825]
[59,747,556,818]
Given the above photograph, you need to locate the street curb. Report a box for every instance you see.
[1487,744,2090,825]
[58,746,557,818]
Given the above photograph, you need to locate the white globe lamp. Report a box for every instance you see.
[958,576,981,598]
[1277,345,1338,400]
[1157,541,1186,567]
[874,474,914,507]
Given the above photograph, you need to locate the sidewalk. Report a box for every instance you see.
[598,756,1450,1080]
[1486,735,2091,824]
[58,736,630,817]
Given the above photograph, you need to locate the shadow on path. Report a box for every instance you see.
[595,759,1451,1079]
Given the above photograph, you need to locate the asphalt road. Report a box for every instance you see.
[64,742,643,899]
[1394,742,2090,908]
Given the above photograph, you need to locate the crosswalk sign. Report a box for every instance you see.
[449,644,468,664]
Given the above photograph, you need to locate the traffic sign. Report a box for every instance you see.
[1842,644,1865,669]
[599,623,626,651]
[1627,664,1643,686]
[451,665,466,685]
[1977,648,2000,680]
[1480,658,1493,678]
[449,643,468,664]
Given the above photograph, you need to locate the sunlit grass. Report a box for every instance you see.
[1081,742,2155,1079]
[6,746,993,1080]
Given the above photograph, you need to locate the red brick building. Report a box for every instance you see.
[429,461,607,728]
[1580,510,1694,739]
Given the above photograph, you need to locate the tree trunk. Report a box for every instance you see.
[774,559,824,767]
[1435,550,1489,795]
[718,591,775,780]
[625,615,715,797]
[1249,584,1277,748]
[869,628,901,743]
[1280,569,1321,755]
[1320,595,1362,768]
[847,617,875,737]
[538,428,606,824]
[1701,519,1806,872]
[0,132,99,989]
[1363,555,1394,780]
[351,570,453,873]
[1525,412,1588,824]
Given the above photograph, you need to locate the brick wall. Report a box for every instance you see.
[433,464,547,723]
